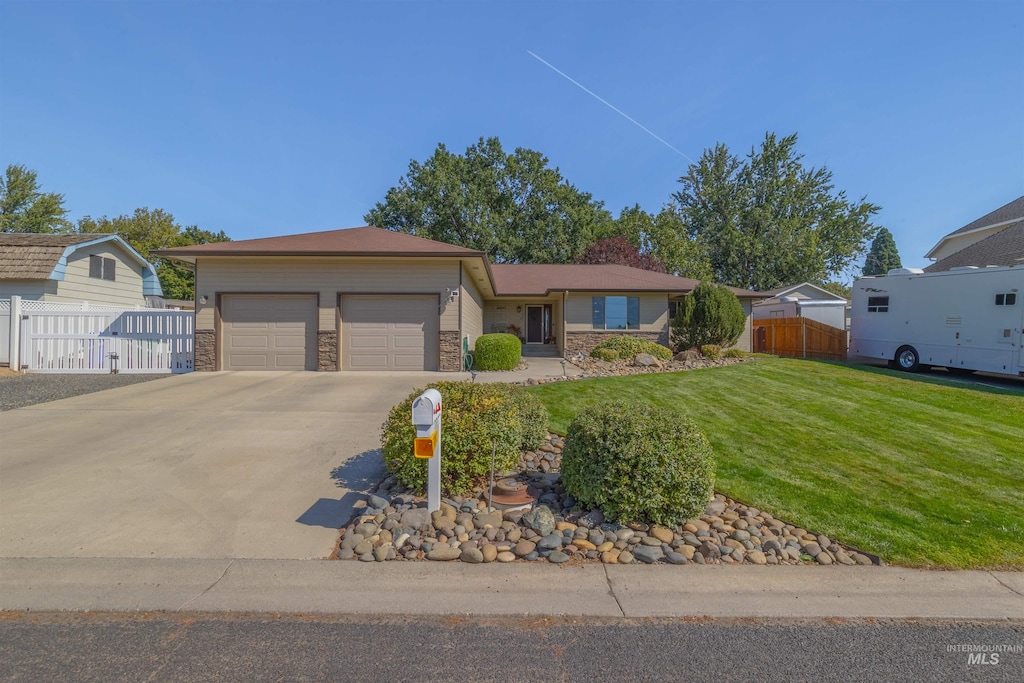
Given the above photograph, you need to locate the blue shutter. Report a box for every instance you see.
[592,297,605,328]
[627,297,640,329]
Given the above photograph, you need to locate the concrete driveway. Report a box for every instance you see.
[0,371,438,559]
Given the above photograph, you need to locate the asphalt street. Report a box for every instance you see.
[2,613,1022,682]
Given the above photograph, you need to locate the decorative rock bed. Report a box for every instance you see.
[335,434,879,567]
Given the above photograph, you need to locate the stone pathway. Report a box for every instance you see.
[335,434,879,567]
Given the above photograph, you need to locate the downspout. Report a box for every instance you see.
[562,290,568,357]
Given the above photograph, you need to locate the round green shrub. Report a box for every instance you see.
[700,344,723,360]
[473,333,522,371]
[589,335,673,362]
[724,348,746,358]
[560,401,715,526]
[671,281,746,351]
[381,381,546,494]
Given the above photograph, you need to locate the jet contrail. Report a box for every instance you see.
[527,50,693,163]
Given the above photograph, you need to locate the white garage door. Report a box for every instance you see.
[341,295,438,371]
[222,295,317,371]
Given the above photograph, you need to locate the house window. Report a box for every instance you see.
[995,293,1017,306]
[867,296,888,313]
[89,255,116,281]
[592,296,639,330]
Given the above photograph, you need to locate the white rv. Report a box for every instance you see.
[850,265,1023,377]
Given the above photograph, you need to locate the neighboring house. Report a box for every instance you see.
[752,282,848,330]
[155,227,764,372]
[924,195,1024,272]
[0,233,163,307]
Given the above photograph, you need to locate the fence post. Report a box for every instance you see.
[802,319,807,359]
[9,296,21,370]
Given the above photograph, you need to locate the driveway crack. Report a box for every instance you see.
[177,559,235,611]
[603,563,626,617]
[988,571,1024,598]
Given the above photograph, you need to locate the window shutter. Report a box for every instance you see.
[592,297,605,328]
[89,255,103,279]
[103,258,116,281]
[627,297,640,329]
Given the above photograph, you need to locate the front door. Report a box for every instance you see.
[526,306,544,344]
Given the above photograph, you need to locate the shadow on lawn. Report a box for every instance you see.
[296,449,387,530]
[840,360,1024,397]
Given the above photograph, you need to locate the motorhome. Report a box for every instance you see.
[850,265,1023,377]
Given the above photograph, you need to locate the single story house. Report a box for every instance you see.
[752,282,848,331]
[0,233,163,307]
[155,227,764,372]
[924,194,1024,272]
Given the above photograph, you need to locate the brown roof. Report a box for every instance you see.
[0,233,111,280]
[924,220,1024,272]
[946,195,1024,237]
[491,264,763,297]
[154,226,484,258]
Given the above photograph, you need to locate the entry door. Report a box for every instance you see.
[526,306,543,343]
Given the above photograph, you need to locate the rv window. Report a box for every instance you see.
[867,296,889,313]
[995,293,1016,306]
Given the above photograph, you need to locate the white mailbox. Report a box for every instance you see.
[411,388,442,512]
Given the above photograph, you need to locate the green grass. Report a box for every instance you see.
[528,357,1024,569]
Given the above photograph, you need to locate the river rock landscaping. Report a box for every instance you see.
[335,433,879,567]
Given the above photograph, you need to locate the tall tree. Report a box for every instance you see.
[670,133,881,291]
[77,208,229,300]
[862,227,902,275]
[602,205,713,279]
[365,137,613,263]
[576,235,667,272]
[0,164,73,233]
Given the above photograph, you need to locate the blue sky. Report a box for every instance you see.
[2,0,1022,274]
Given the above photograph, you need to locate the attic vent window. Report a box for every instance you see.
[995,293,1017,306]
[89,255,116,281]
[867,296,889,313]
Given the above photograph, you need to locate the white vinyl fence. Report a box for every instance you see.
[2,297,194,374]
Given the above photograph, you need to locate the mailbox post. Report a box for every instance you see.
[411,388,442,512]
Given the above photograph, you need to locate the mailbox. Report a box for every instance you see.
[411,388,442,512]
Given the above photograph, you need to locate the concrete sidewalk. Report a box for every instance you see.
[2,558,1021,620]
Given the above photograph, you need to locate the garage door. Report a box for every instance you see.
[221,295,317,371]
[341,295,438,371]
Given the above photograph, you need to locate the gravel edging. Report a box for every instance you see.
[0,373,170,411]
[336,433,880,567]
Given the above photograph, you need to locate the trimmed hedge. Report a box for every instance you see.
[560,401,715,526]
[381,381,546,494]
[473,333,522,371]
[589,335,673,362]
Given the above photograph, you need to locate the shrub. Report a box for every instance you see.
[381,381,546,494]
[700,344,722,360]
[671,282,746,351]
[589,335,673,362]
[724,348,746,359]
[473,333,521,371]
[560,401,715,526]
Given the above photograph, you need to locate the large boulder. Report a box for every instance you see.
[634,353,662,367]
[521,505,556,536]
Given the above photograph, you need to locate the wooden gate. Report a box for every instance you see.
[753,317,847,361]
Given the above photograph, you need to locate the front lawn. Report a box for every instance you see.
[528,358,1024,569]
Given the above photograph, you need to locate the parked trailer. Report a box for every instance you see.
[850,265,1023,377]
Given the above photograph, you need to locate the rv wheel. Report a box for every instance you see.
[896,346,921,372]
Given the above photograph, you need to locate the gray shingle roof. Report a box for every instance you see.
[0,233,111,280]
[924,220,1024,272]
[946,195,1024,237]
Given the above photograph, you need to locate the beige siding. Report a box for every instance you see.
[564,292,668,332]
[460,266,484,350]
[54,244,147,307]
[0,281,55,300]
[194,257,461,331]
[734,299,753,352]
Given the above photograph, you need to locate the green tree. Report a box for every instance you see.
[77,208,229,300]
[670,132,881,290]
[818,281,852,299]
[602,205,712,279]
[671,282,746,351]
[365,137,613,263]
[862,227,902,275]
[0,164,73,233]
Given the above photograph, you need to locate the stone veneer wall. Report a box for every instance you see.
[318,330,338,372]
[439,331,462,371]
[194,329,216,371]
[564,330,668,358]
